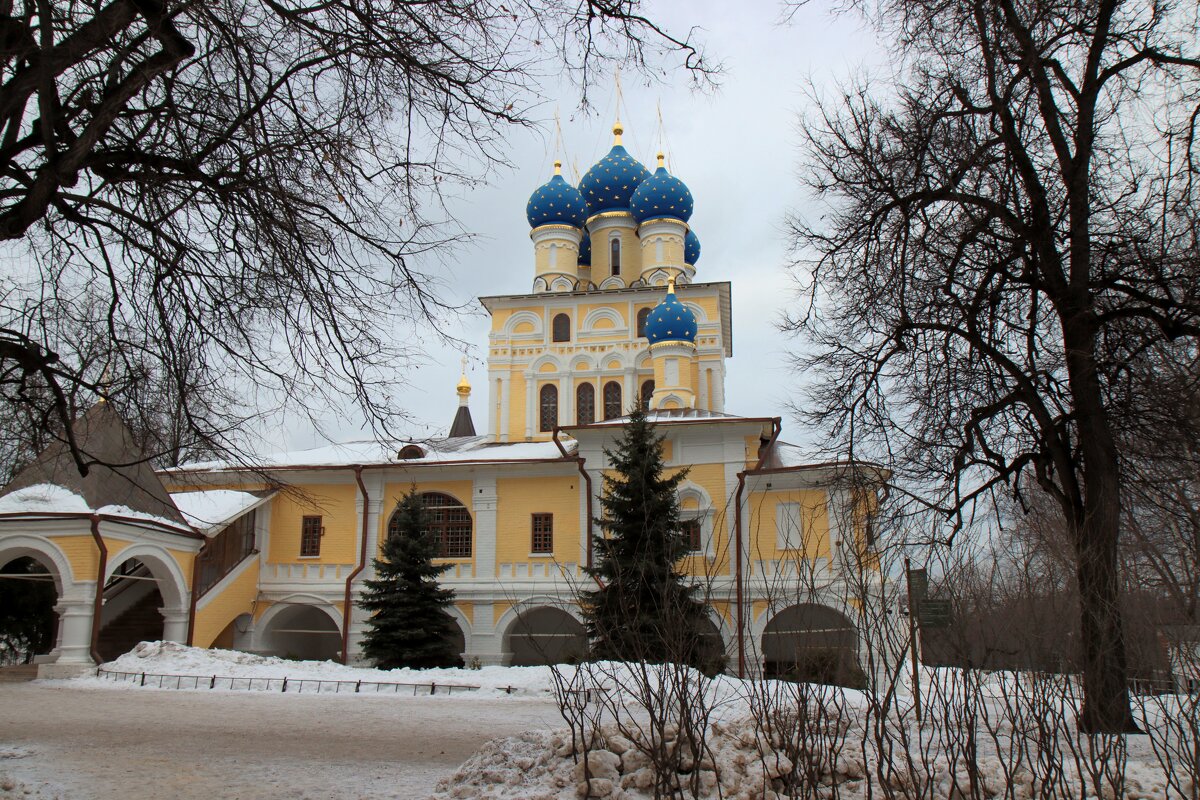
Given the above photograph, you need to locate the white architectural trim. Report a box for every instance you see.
[104,542,191,610]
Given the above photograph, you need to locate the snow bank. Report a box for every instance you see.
[0,484,90,514]
[77,642,557,698]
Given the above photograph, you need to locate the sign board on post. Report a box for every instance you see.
[917,599,952,629]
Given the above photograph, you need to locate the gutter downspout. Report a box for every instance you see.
[553,427,597,578]
[342,466,370,665]
[88,515,108,665]
[733,417,782,678]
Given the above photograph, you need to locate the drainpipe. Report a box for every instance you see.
[733,418,782,678]
[552,427,597,577]
[341,466,370,665]
[88,515,108,665]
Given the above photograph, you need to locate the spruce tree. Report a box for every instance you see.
[358,490,460,669]
[582,406,710,666]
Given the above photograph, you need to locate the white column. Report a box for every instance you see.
[161,606,191,644]
[698,365,710,410]
[467,477,506,665]
[53,595,96,665]
[623,368,636,416]
[713,363,726,412]
[500,374,511,443]
[525,375,535,440]
[345,476,384,665]
[559,375,570,427]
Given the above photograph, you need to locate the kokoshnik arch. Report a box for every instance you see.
[0,120,886,682]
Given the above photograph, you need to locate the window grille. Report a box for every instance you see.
[300,515,322,557]
[576,383,595,425]
[603,381,622,420]
[552,313,570,342]
[539,383,558,432]
[532,513,554,554]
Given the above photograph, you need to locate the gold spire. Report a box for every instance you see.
[656,151,665,169]
[456,356,471,398]
[667,275,676,294]
[613,119,623,145]
[553,159,562,176]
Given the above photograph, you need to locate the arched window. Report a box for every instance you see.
[640,379,655,411]
[610,237,621,276]
[551,313,570,343]
[603,381,622,420]
[576,383,595,425]
[637,307,651,338]
[539,383,558,431]
[387,493,472,558]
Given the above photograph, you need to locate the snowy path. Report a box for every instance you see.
[0,681,562,799]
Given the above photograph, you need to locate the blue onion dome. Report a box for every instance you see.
[578,123,651,216]
[630,153,694,223]
[684,229,701,265]
[644,280,697,345]
[578,232,591,266]
[526,161,586,228]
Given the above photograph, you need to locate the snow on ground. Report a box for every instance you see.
[84,641,558,697]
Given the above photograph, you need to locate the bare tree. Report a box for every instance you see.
[0,0,709,476]
[786,0,1200,731]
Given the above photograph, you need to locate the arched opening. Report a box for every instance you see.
[539,383,558,432]
[505,607,588,666]
[551,313,571,343]
[695,616,727,676]
[388,492,472,559]
[610,238,621,275]
[0,555,59,665]
[603,381,622,420]
[640,379,655,411]
[761,604,864,688]
[637,307,651,337]
[96,558,165,662]
[259,604,342,662]
[576,383,595,425]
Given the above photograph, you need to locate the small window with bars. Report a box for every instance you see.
[300,515,323,557]
[683,518,703,553]
[531,513,554,554]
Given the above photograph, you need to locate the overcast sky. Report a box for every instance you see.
[277,0,888,454]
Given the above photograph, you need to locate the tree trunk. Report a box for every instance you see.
[1073,504,1140,732]
[1064,312,1139,733]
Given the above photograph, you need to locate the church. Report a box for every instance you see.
[0,120,885,682]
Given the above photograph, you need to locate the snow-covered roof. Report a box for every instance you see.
[569,408,758,427]
[173,436,576,473]
[170,489,276,536]
[0,482,197,534]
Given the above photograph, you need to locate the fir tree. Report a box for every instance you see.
[358,490,460,669]
[582,406,711,667]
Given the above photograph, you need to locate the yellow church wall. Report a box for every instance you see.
[590,227,642,286]
[456,602,474,625]
[746,488,831,562]
[507,370,528,440]
[268,483,359,564]
[494,476,580,565]
[46,534,99,579]
[493,601,512,626]
[191,554,260,647]
[579,302,630,327]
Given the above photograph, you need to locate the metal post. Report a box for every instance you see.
[905,557,922,724]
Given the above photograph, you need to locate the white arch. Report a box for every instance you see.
[256,594,344,634]
[445,605,472,653]
[532,277,548,293]
[550,276,574,293]
[595,349,631,371]
[658,393,690,409]
[0,533,76,595]
[569,353,596,372]
[683,302,707,322]
[494,595,585,640]
[677,480,713,508]
[504,310,543,336]
[529,352,565,374]
[105,542,191,610]
[580,306,624,332]
[599,276,626,290]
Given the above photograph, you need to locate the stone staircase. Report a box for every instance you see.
[97,592,163,662]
